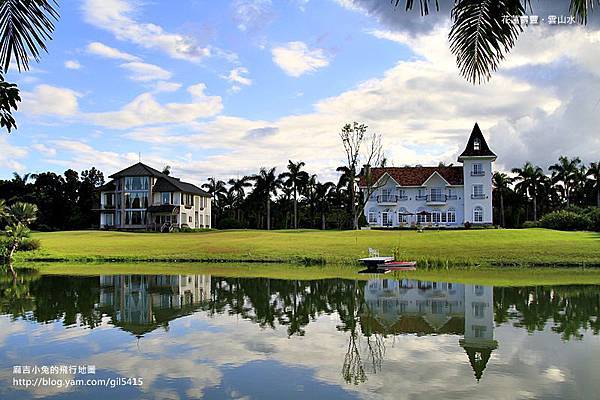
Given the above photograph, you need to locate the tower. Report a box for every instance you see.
[458,123,497,225]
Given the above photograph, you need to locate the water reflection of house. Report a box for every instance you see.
[98,275,211,335]
[362,279,497,381]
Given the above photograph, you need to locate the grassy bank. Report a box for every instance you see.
[19,228,600,267]
[21,262,600,286]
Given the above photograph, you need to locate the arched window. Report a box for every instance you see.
[447,208,456,223]
[398,208,409,223]
[368,208,377,224]
[473,206,483,223]
[473,138,481,151]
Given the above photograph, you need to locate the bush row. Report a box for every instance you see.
[525,208,600,231]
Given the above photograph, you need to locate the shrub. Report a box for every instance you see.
[583,208,600,232]
[464,221,472,229]
[219,217,245,229]
[18,238,41,251]
[539,210,591,231]
[521,221,539,229]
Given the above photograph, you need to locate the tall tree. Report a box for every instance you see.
[312,181,335,230]
[512,162,545,221]
[279,160,309,229]
[339,122,383,230]
[202,177,226,228]
[587,161,600,208]
[228,176,252,222]
[0,0,60,132]
[492,172,513,227]
[251,167,281,230]
[549,156,582,207]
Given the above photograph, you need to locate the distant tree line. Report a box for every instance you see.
[0,156,598,231]
[0,168,104,231]
[493,157,600,228]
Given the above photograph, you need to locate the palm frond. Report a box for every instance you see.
[0,0,59,72]
[0,72,19,132]
[569,0,600,24]
[393,0,439,16]
[449,0,525,84]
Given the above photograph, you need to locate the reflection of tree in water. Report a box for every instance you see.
[493,285,600,340]
[1,274,600,381]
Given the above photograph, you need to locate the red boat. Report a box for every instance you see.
[377,261,417,271]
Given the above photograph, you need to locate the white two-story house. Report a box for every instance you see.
[359,123,496,228]
[97,162,212,230]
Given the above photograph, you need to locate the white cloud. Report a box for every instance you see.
[88,83,223,129]
[152,81,182,93]
[64,60,81,70]
[271,41,330,77]
[32,143,57,157]
[222,67,252,92]
[120,61,172,82]
[0,137,27,172]
[86,41,140,62]
[20,84,80,117]
[232,0,275,32]
[82,0,211,62]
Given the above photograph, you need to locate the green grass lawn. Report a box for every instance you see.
[21,228,600,267]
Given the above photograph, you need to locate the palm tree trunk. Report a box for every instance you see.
[597,185,600,208]
[7,242,18,278]
[321,212,326,230]
[293,187,298,229]
[266,199,271,230]
[500,193,505,227]
[533,196,538,221]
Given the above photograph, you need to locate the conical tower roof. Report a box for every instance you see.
[458,123,497,162]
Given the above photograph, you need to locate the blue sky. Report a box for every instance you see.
[2,0,599,184]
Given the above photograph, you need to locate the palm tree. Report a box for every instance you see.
[228,176,252,222]
[279,161,309,229]
[0,0,59,132]
[0,199,6,221]
[393,0,598,84]
[2,202,37,277]
[549,156,582,207]
[512,162,545,221]
[492,172,513,227]
[202,177,227,227]
[587,161,600,208]
[312,181,335,230]
[251,167,281,230]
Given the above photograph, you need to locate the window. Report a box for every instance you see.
[473,138,481,151]
[397,188,407,200]
[441,211,447,223]
[398,208,409,223]
[162,192,171,205]
[447,208,456,223]
[473,302,486,318]
[472,163,483,175]
[189,216,192,223]
[103,193,114,207]
[368,209,377,224]
[124,192,148,209]
[430,187,444,202]
[432,211,441,223]
[125,211,145,225]
[472,184,484,199]
[105,213,114,226]
[474,206,483,223]
[124,176,149,191]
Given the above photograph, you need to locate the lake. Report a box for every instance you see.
[1,271,599,399]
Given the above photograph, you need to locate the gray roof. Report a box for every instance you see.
[458,123,497,161]
[108,162,210,196]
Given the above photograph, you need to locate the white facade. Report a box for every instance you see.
[361,125,496,228]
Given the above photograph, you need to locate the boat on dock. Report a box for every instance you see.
[358,256,394,269]
[377,261,417,271]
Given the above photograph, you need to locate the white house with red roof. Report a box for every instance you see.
[359,123,496,228]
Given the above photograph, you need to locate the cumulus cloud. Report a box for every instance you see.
[120,61,172,82]
[20,84,80,116]
[151,81,182,93]
[222,67,252,92]
[88,83,223,129]
[64,60,81,70]
[0,137,28,172]
[271,41,330,77]
[86,41,140,62]
[82,0,211,62]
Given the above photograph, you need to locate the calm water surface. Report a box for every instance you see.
[1,272,599,399]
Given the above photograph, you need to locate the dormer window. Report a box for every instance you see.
[473,138,481,151]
